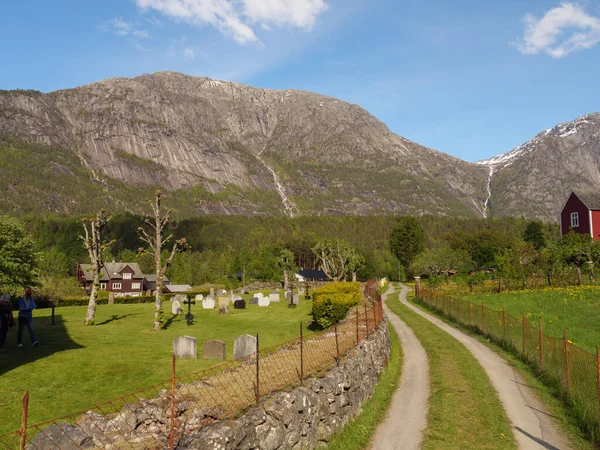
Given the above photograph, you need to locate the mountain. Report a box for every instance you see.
[478,113,600,222]
[0,72,489,218]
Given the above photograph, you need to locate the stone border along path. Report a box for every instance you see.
[371,283,430,450]
[397,283,574,450]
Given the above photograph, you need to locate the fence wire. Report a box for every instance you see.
[1,281,384,449]
[419,288,600,441]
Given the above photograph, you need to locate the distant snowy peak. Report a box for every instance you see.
[478,113,600,168]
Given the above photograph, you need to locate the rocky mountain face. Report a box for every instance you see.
[478,113,600,222]
[0,72,489,218]
[0,72,597,221]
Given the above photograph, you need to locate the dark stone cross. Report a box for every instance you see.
[304,280,310,301]
[184,296,196,326]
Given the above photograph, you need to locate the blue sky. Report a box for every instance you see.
[1,0,600,162]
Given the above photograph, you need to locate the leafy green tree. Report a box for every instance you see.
[410,247,472,277]
[0,215,37,290]
[347,249,366,282]
[523,221,547,250]
[389,217,425,272]
[497,241,538,287]
[558,231,600,284]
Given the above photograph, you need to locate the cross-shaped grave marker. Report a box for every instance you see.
[184,296,196,326]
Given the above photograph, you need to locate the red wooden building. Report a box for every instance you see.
[77,262,168,297]
[560,191,600,240]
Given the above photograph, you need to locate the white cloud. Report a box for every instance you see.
[515,2,600,58]
[135,0,327,44]
[100,18,150,39]
[183,47,196,58]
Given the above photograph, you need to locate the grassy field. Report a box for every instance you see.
[386,289,515,450]
[460,285,600,352]
[0,291,314,435]
[327,323,402,450]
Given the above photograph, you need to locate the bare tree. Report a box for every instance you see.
[78,210,114,326]
[138,190,188,331]
[279,249,296,290]
[312,239,354,282]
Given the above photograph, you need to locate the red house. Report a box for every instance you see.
[77,262,146,297]
[560,191,600,240]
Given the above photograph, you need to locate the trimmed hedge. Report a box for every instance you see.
[311,282,362,329]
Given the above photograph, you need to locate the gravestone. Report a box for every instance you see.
[173,336,197,359]
[183,297,196,326]
[258,297,271,307]
[233,334,257,360]
[298,288,305,295]
[195,294,204,301]
[292,294,300,305]
[285,291,292,302]
[171,300,182,315]
[173,294,187,304]
[218,296,229,308]
[210,288,215,298]
[217,289,227,296]
[269,293,280,303]
[249,297,259,305]
[255,292,264,299]
[241,289,249,295]
[203,340,226,360]
[202,297,215,309]
[234,299,246,309]
[219,306,228,315]
[108,292,115,305]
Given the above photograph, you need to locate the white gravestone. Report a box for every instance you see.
[292,294,300,305]
[258,297,271,307]
[173,336,197,359]
[269,293,280,303]
[255,293,264,299]
[202,297,216,309]
[285,291,292,301]
[171,300,182,315]
[195,294,204,301]
[233,334,257,360]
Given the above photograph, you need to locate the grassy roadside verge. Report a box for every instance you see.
[386,290,515,450]
[410,293,596,449]
[327,323,402,450]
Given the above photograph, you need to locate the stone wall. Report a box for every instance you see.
[178,319,391,449]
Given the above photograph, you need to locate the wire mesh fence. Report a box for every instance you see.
[418,288,600,441]
[1,281,384,449]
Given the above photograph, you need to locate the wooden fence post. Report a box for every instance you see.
[564,330,570,391]
[523,312,527,355]
[414,276,420,298]
[539,318,544,371]
[364,305,369,338]
[170,354,176,450]
[20,390,29,450]
[300,322,304,386]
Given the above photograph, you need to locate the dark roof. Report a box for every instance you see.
[144,274,170,282]
[297,269,328,279]
[574,190,600,210]
[80,262,144,282]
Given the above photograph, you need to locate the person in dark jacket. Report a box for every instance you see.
[17,288,38,347]
[0,293,14,348]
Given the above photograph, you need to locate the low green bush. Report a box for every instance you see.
[311,282,362,329]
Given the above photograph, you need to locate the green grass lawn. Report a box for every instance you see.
[387,289,515,450]
[460,285,600,352]
[0,291,314,435]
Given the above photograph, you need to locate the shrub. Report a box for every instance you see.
[311,282,362,329]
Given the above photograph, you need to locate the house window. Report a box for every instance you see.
[571,212,579,228]
[100,283,107,290]
[113,283,122,290]
[132,283,141,290]
[123,273,132,280]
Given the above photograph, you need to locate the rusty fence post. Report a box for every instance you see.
[170,354,176,450]
[481,301,485,334]
[255,333,260,404]
[20,390,29,450]
[523,312,527,355]
[300,322,304,386]
[539,318,544,371]
[372,304,377,330]
[564,330,570,392]
[356,307,359,344]
[365,305,369,338]
[502,307,507,342]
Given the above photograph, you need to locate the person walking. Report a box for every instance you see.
[0,293,15,348]
[17,288,38,347]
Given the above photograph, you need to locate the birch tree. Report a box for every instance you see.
[138,190,188,331]
[78,210,114,326]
